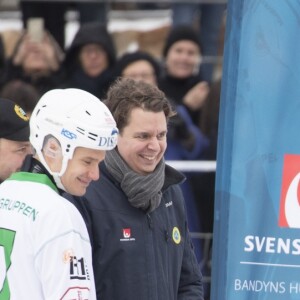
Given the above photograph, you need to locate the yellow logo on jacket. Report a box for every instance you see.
[172,227,181,244]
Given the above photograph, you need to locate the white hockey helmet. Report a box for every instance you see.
[30,88,118,190]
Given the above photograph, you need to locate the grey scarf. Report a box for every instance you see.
[105,149,165,213]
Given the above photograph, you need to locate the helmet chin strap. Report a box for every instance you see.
[36,149,70,192]
[51,157,69,192]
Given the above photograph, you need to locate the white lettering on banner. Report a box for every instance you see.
[234,279,286,293]
[233,279,300,295]
[289,282,300,293]
[244,235,300,255]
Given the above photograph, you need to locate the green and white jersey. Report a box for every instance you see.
[0,172,96,300]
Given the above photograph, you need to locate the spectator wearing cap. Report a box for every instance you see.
[61,22,116,100]
[158,24,210,128]
[170,1,226,83]
[113,51,161,86]
[0,98,32,183]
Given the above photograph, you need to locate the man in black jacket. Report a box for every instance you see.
[69,78,204,300]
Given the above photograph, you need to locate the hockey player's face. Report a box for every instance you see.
[117,108,167,175]
[61,147,105,196]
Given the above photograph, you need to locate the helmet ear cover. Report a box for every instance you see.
[42,135,62,159]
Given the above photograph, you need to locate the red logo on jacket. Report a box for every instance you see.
[123,228,131,238]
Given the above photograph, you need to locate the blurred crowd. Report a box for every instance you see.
[0,2,226,298]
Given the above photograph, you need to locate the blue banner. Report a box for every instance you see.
[211,0,300,299]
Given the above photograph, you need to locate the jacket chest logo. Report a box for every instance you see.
[120,228,136,242]
[172,227,181,244]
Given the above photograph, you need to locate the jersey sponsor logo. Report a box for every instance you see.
[120,228,135,242]
[62,249,90,281]
[0,198,39,222]
[63,248,74,263]
[279,154,300,228]
[172,227,181,244]
[69,256,89,280]
[61,128,77,140]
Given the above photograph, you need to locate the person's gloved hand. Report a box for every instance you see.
[168,113,191,141]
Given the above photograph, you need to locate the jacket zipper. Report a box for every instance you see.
[147,213,153,229]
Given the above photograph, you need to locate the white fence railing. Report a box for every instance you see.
[167,160,216,173]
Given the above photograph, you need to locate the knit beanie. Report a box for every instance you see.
[114,51,161,79]
[163,25,201,57]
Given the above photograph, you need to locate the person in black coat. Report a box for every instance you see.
[66,78,204,300]
[61,22,116,100]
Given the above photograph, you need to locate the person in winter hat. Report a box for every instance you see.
[113,51,161,85]
[159,24,209,127]
[61,22,116,100]
[162,24,202,58]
